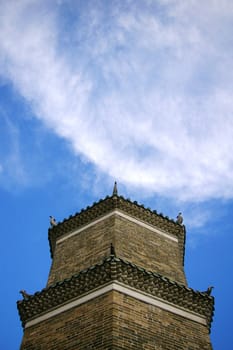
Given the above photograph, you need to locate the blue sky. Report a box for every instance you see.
[0,0,233,348]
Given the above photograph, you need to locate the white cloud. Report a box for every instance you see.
[0,0,233,201]
[184,207,212,230]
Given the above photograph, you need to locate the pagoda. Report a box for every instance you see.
[17,184,214,349]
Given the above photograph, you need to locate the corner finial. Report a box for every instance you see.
[205,286,214,296]
[112,181,118,196]
[49,215,57,227]
[20,290,31,300]
[176,212,183,225]
[110,243,116,256]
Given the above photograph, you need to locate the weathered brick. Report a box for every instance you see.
[47,214,186,286]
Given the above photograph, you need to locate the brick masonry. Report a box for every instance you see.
[20,292,113,350]
[20,290,212,350]
[112,291,212,350]
[47,215,116,286]
[47,214,186,287]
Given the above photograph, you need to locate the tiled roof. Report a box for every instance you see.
[17,254,214,331]
[48,195,185,258]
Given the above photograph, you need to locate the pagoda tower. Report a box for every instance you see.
[17,184,214,349]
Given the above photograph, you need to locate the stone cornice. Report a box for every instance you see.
[17,255,214,331]
[48,195,185,258]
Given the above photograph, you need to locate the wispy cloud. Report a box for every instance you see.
[0,0,233,201]
[0,112,29,189]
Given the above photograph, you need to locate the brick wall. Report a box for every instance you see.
[47,214,186,286]
[20,293,113,350]
[114,215,186,285]
[20,290,212,350]
[47,215,115,286]
[112,291,212,350]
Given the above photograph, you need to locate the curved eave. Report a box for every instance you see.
[17,255,214,331]
[48,195,183,258]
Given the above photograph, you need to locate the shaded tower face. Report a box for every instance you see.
[17,193,214,350]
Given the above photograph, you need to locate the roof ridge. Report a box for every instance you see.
[51,194,179,229]
[17,253,214,330]
[48,195,184,258]
[19,254,212,302]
